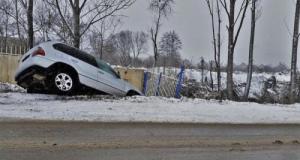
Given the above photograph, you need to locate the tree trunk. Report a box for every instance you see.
[207,0,222,101]
[206,0,218,91]
[227,1,235,100]
[217,25,222,100]
[201,58,205,84]
[163,56,166,74]
[15,0,21,40]
[3,15,8,52]
[244,0,257,101]
[289,0,300,103]
[100,34,104,59]
[27,0,34,49]
[210,61,214,90]
[73,0,81,48]
[153,41,158,67]
[217,0,222,101]
[152,9,162,67]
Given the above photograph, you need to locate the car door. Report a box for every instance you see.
[53,43,99,85]
[72,58,98,81]
[96,60,125,95]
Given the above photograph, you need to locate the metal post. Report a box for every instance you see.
[143,72,149,95]
[175,65,185,99]
[155,72,162,96]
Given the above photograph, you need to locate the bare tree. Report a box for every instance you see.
[0,0,27,44]
[159,30,182,69]
[89,16,120,59]
[200,57,205,84]
[98,35,119,65]
[34,1,55,42]
[209,60,214,90]
[47,0,135,48]
[44,5,73,44]
[110,30,133,66]
[131,31,148,66]
[102,30,148,66]
[289,0,300,103]
[14,0,21,39]
[0,0,15,51]
[149,0,175,66]
[244,0,261,101]
[219,0,250,100]
[205,0,222,100]
[13,0,34,48]
[27,0,33,48]
[90,29,108,59]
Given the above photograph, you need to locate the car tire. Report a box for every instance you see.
[50,71,77,95]
[126,90,140,96]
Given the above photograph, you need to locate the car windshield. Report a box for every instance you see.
[96,58,119,78]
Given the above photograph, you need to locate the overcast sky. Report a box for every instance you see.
[119,0,296,66]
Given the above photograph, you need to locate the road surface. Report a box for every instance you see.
[0,121,300,160]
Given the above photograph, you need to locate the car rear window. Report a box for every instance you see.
[53,43,97,67]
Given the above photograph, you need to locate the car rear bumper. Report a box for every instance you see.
[15,65,48,89]
[15,56,55,81]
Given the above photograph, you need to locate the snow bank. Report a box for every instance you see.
[0,83,26,93]
[1,92,300,124]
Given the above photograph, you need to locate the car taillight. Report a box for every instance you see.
[32,47,45,57]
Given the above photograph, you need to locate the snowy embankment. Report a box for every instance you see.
[1,91,300,124]
[0,82,26,93]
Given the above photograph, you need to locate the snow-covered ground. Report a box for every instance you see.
[0,82,26,93]
[0,74,297,124]
[1,91,300,124]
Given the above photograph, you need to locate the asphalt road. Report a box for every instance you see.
[0,121,300,160]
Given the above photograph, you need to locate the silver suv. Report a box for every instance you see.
[15,41,142,96]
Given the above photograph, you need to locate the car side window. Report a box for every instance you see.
[96,59,120,78]
[53,43,98,67]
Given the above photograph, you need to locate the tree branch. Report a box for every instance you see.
[219,0,230,18]
[233,0,250,47]
[55,0,74,38]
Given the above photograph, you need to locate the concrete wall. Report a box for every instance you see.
[115,67,145,92]
[0,54,21,83]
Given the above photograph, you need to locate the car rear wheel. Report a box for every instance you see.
[51,71,77,95]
